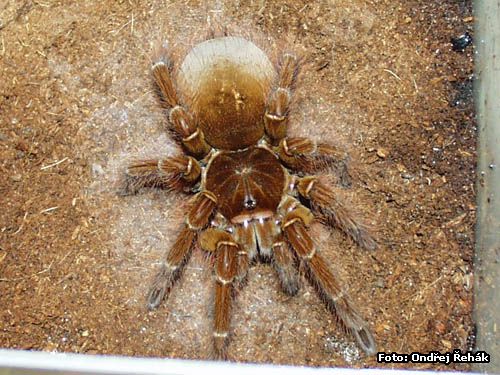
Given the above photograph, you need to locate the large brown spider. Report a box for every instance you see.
[122,34,377,359]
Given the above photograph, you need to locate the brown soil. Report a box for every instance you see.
[0,0,476,370]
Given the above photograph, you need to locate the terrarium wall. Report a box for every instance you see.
[474,0,500,373]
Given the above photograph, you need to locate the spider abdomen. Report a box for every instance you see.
[205,146,285,222]
[177,37,276,150]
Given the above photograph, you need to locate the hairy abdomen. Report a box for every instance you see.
[177,37,276,150]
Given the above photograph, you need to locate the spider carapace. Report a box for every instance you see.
[123,35,377,359]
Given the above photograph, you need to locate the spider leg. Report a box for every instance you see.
[152,57,211,157]
[146,226,195,310]
[248,216,300,296]
[234,246,250,286]
[199,228,241,359]
[147,191,217,309]
[271,240,300,296]
[280,198,376,355]
[122,155,201,195]
[277,137,350,184]
[213,242,239,359]
[264,53,300,143]
[297,176,377,251]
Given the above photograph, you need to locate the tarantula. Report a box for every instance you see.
[122,34,377,359]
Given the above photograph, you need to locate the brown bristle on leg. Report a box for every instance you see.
[278,53,300,89]
[282,212,376,356]
[213,243,239,359]
[152,59,180,108]
[147,190,217,310]
[213,283,231,359]
[187,191,217,230]
[169,106,197,138]
[297,177,377,251]
[264,52,300,143]
[199,228,242,358]
[147,227,195,309]
[235,249,249,285]
[122,155,201,195]
[153,56,212,157]
[181,128,212,158]
[272,241,300,296]
[307,253,376,356]
[277,137,349,177]
[265,88,291,141]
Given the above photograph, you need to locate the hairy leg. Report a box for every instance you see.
[280,198,376,355]
[122,155,201,195]
[271,240,300,296]
[297,176,377,251]
[147,191,217,309]
[277,137,350,183]
[199,228,241,359]
[146,226,195,310]
[152,56,211,157]
[264,53,300,143]
[213,242,238,359]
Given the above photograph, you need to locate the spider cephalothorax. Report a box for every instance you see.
[123,34,377,359]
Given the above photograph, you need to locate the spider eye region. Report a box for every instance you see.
[236,167,259,211]
[244,199,257,210]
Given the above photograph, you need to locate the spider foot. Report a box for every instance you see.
[352,326,377,356]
